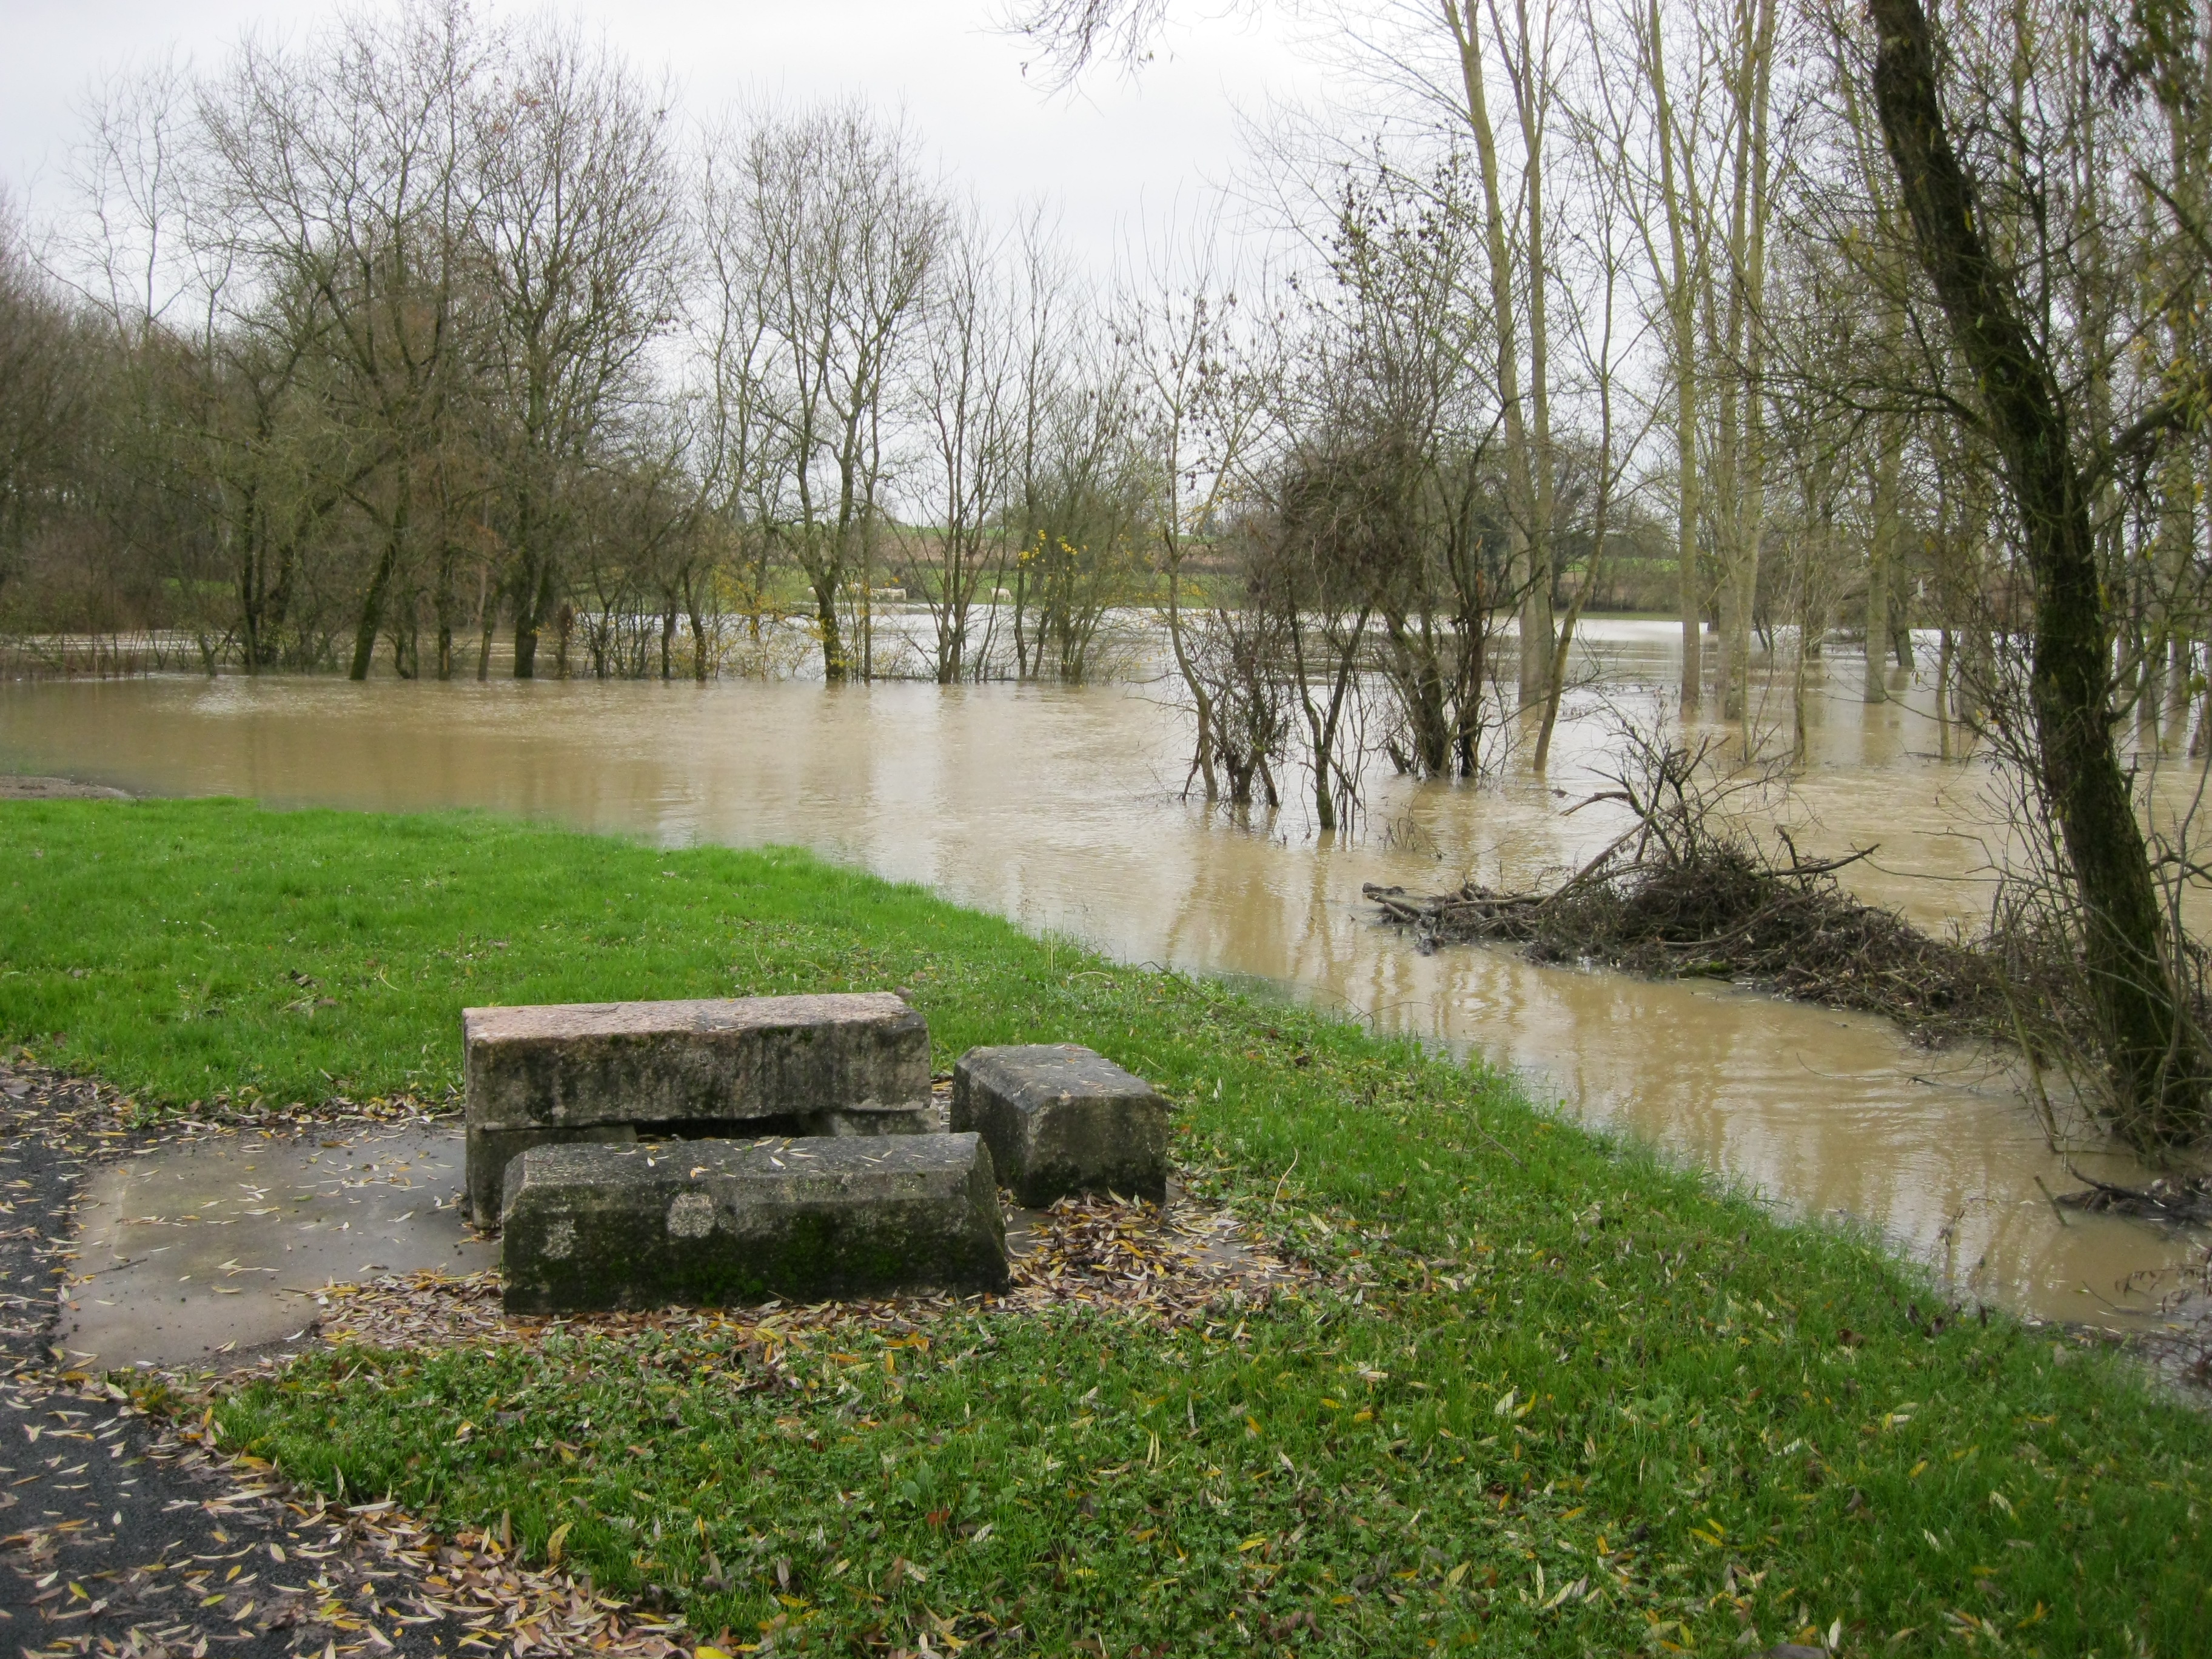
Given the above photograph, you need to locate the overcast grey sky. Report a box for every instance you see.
[0,0,1326,271]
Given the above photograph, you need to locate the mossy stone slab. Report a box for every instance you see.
[463,993,931,1226]
[498,1131,1008,1314]
[951,1044,1168,1207]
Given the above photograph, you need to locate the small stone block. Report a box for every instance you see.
[463,993,930,1227]
[951,1044,1168,1207]
[498,1133,1009,1313]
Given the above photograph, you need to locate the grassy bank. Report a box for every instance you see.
[5,799,2210,1654]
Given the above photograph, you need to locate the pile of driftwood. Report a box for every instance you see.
[1366,833,2009,1044]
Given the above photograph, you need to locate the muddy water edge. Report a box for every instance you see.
[2,621,2206,1347]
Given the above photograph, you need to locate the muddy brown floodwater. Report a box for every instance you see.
[3,621,2207,1341]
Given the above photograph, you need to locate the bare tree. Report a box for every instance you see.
[1533,46,1652,770]
[1120,216,1272,791]
[69,53,359,672]
[1630,0,1714,712]
[198,0,487,680]
[1444,1,1558,711]
[1257,431,1389,829]
[693,119,779,650]
[1010,358,1147,685]
[474,15,680,679]
[711,103,940,683]
[1324,155,1511,780]
[1705,0,1779,745]
[900,203,1017,683]
[0,195,98,612]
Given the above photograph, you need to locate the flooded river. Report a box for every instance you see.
[3,620,2205,1338]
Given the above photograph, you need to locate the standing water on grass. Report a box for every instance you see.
[3,620,2206,1339]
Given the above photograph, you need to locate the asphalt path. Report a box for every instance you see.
[0,1066,469,1659]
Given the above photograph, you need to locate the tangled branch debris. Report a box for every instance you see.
[2052,1170,2212,1226]
[1366,845,2006,1041]
[1364,730,2011,1044]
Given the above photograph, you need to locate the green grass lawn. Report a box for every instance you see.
[5,798,2210,1655]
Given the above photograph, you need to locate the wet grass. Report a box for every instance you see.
[0,796,1113,1106]
[8,798,2212,1654]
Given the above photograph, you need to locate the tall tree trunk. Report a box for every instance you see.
[349,479,410,683]
[1644,0,1703,710]
[511,475,554,680]
[1504,0,1557,708]
[1869,0,2207,1144]
[1865,432,1897,704]
[349,545,394,682]
[1165,561,1219,799]
[513,563,542,679]
[812,563,848,684]
[434,539,458,683]
[2153,418,2198,752]
[1721,0,1775,753]
[1712,300,1743,717]
[1932,628,1951,758]
[2165,629,2193,754]
[1535,480,1605,773]
[1448,2,1541,705]
[687,572,712,683]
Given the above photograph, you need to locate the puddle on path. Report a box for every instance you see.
[61,1124,493,1369]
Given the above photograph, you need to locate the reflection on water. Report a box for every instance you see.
[3,620,2205,1335]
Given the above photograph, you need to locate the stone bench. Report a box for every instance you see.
[463,993,932,1227]
[951,1044,1168,1207]
[499,1132,1008,1313]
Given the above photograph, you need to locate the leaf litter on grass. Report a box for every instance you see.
[4,1368,688,1659]
[0,1048,1320,1659]
[126,1190,1310,1659]
[311,1187,1309,1355]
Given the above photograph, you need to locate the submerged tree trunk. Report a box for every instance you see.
[813,569,848,684]
[349,498,407,683]
[473,579,495,677]
[1864,436,1896,704]
[1870,0,2207,1144]
[1537,444,1611,773]
[432,533,459,682]
[1168,584,1219,799]
[1937,626,1956,761]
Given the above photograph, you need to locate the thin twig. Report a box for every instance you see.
[2033,1175,2071,1228]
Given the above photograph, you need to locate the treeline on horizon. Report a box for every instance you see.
[0,0,2207,776]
